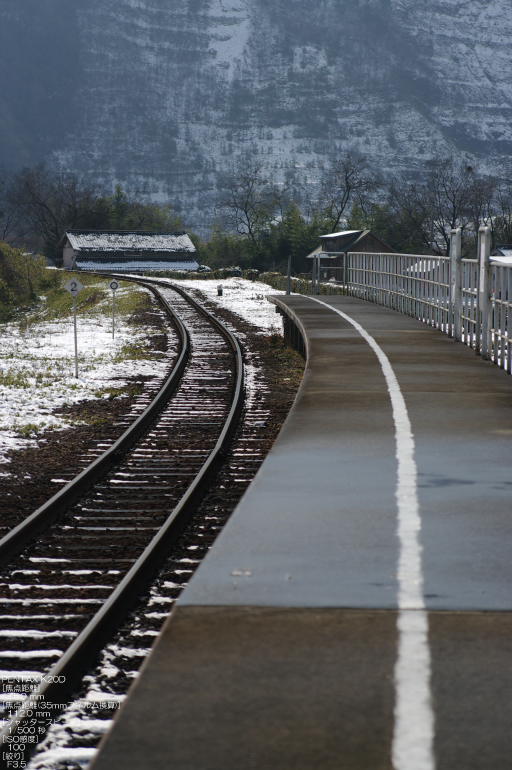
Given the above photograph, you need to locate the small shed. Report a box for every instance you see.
[58,230,199,272]
[491,245,512,259]
[307,229,395,281]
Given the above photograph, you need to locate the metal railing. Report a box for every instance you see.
[347,251,452,334]
[343,226,512,375]
[489,259,512,371]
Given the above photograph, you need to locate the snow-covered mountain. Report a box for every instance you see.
[1,0,511,229]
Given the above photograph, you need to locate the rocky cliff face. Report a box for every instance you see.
[1,0,511,229]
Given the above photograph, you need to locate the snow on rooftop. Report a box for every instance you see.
[491,255,512,264]
[66,232,196,253]
[319,230,361,239]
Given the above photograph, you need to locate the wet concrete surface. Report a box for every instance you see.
[92,606,397,770]
[92,294,512,770]
[180,295,512,611]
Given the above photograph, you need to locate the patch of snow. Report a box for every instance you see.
[0,285,171,465]
[0,598,103,604]
[0,650,63,659]
[61,718,112,734]
[172,277,288,334]
[82,691,126,704]
[148,595,174,605]
[0,670,42,681]
[105,645,149,658]
[0,630,76,639]
[99,665,119,678]
[207,0,251,81]
[27,747,97,769]
[3,583,112,591]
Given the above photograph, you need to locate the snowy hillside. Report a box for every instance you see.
[1,0,511,229]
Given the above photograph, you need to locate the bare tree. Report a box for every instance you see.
[426,157,476,252]
[388,157,478,254]
[467,174,500,253]
[492,177,512,247]
[0,168,27,243]
[219,162,280,260]
[320,154,381,231]
[9,164,100,257]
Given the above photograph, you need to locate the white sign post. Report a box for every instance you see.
[109,279,120,339]
[64,278,84,378]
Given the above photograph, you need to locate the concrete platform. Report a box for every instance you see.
[91,295,512,770]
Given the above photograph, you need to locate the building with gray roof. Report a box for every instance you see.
[306,229,395,281]
[58,230,199,272]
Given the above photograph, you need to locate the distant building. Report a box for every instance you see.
[307,229,395,281]
[58,230,199,272]
[491,245,512,260]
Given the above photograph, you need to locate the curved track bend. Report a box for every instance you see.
[0,281,244,765]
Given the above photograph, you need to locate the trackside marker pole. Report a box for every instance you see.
[65,278,84,378]
[73,296,78,377]
[109,280,120,339]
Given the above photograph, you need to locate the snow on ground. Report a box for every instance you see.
[0,278,287,467]
[174,277,287,334]
[0,288,170,466]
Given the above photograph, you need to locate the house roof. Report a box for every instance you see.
[319,229,369,254]
[317,229,395,255]
[307,231,365,258]
[490,256,512,265]
[60,230,196,254]
[305,245,323,259]
[491,245,512,259]
[73,258,200,272]
[319,230,361,239]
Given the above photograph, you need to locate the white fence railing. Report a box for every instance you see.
[342,226,511,374]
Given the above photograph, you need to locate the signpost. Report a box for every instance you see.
[64,278,84,378]
[109,279,120,339]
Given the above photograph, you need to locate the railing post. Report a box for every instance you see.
[450,228,462,340]
[479,225,491,359]
[475,229,482,354]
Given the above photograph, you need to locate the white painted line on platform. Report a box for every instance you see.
[309,297,435,770]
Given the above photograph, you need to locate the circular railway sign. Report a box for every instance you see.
[109,279,120,292]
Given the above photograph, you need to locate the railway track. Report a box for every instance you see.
[0,280,245,768]
[25,321,282,769]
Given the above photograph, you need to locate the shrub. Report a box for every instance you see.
[0,243,59,321]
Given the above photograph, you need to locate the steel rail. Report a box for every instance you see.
[0,284,189,566]
[0,281,245,765]
[98,273,234,338]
